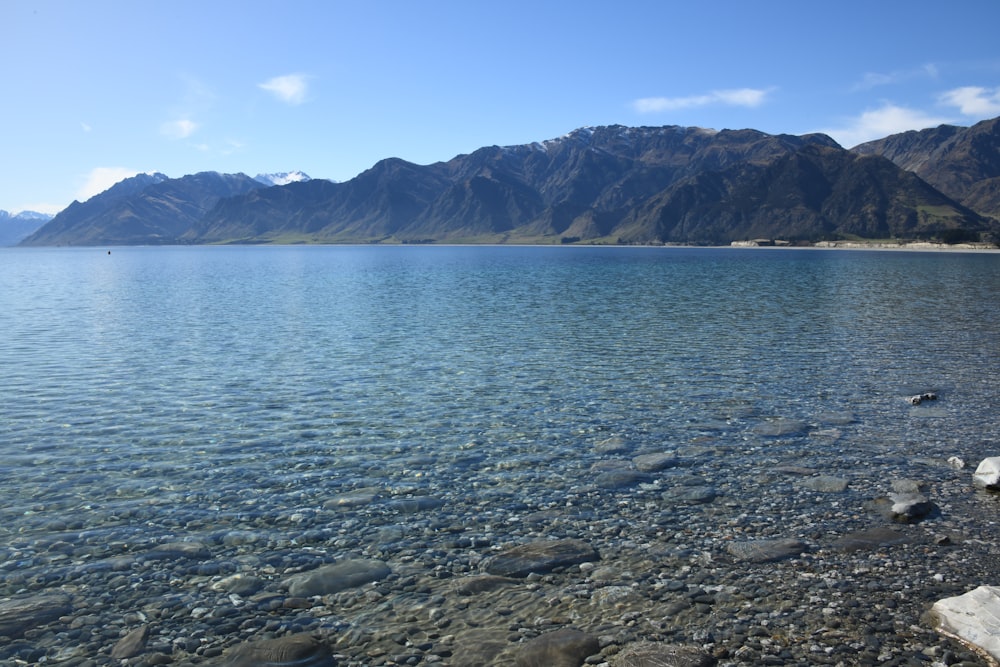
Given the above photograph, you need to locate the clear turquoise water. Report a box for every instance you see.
[1,244,999,567]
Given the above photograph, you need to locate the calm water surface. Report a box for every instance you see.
[3,245,1000,523]
[2,245,1000,660]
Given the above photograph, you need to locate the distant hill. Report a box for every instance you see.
[21,119,1000,246]
[21,172,265,246]
[0,210,53,246]
[853,116,1000,222]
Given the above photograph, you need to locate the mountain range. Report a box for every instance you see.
[19,116,1000,246]
[0,210,53,246]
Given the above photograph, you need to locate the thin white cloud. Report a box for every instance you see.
[76,167,142,201]
[819,103,953,148]
[851,63,940,92]
[258,74,310,105]
[80,122,92,133]
[939,86,1000,117]
[160,118,199,140]
[632,87,771,113]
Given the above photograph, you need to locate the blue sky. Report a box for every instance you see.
[4,0,1000,215]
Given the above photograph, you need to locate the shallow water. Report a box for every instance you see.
[2,245,1000,663]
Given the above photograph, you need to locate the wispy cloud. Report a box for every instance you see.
[160,118,199,140]
[818,103,953,148]
[76,167,142,201]
[258,73,310,105]
[632,87,771,113]
[80,122,92,133]
[939,86,1000,117]
[851,64,939,92]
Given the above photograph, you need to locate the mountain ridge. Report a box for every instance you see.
[0,209,54,246]
[20,118,1000,246]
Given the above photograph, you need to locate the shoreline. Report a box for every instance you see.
[732,240,1000,252]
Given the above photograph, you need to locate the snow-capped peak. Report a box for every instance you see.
[254,171,311,186]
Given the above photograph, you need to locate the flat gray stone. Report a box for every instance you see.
[801,475,849,493]
[141,541,211,561]
[632,452,679,472]
[516,628,600,667]
[595,469,652,489]
[454,575,521,595]
[726,538,808,563]
[387,495,445,513]
[752,419,809,436]
[322,487,381,509]
[224,633,335,667]
[661,485,717,505]
[111,625,149,660]
[832,527,911,552]
[212,573,265,596]
[594,436,630,454]
[0,593,72,638]
[484,539,599,577]
[283,559,391,597]
[612,641,716,666]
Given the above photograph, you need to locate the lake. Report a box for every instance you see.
[2,245,999,665]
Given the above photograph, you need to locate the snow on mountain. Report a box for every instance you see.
[12,210,54,221]
[254,171,311,186]
[0,209,53,246]
[0,209,54,222]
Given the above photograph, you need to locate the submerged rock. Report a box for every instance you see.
[612,641,716,666]
[662,485,717,505]
[484,539,599,577]
[801,475,849,493]
[931,585,1000,664]
[751,418,808,436]
[595,469,652,489]
[0,593,72,639]
[141,541,212,561]
[515,628,600,667]
[212,573,265,596]
[283,559,390,597]
[832,527,911,552]
[632,452,679,472]
[726,538,808,563]
[453,574,521,595]
[224,633,335,667]
[973,457,1000,490]
[110,625,149,660]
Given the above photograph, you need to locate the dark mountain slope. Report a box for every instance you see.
[614,144,988,244]
[195,125,855,244]
[853,116,1000,220]
[22,172,264,246]
[22,119,1000,246]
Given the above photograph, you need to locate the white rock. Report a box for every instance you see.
[931,585,1000,663]
[947,456,966,470]
[973,457,1000,490]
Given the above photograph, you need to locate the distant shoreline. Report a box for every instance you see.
[731,240,1000,252]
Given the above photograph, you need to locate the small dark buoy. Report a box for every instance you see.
[107,250,111,255]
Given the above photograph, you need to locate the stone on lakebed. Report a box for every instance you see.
[931,585,1000,664]
[282,559,391,597]
[484,539,599,577]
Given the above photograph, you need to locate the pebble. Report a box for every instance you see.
[2,435,998,667]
